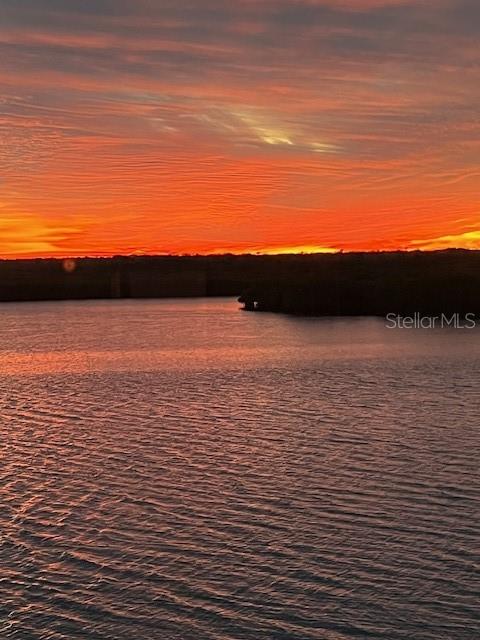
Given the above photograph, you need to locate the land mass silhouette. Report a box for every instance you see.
[1,250,479,316]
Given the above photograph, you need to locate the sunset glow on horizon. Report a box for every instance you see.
[1,0,479,259]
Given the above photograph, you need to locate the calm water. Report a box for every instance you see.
[0,298,479,639]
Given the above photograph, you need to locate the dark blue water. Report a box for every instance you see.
[0,298,479,639]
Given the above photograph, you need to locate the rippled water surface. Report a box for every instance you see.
[1,298,479,639]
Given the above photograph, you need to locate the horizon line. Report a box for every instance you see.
[1,247,479,262]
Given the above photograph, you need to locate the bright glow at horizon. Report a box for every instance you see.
[0,0,479,258]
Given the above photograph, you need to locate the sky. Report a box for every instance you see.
[0,0,478,257]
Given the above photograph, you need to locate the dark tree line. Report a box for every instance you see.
[0,251,479,317]
[238,250,480,316]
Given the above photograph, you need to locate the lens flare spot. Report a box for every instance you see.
[62,258,76,273]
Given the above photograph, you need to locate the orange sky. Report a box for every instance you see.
[0,0,479,258]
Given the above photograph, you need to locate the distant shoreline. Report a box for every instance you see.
[1,250,479,317]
